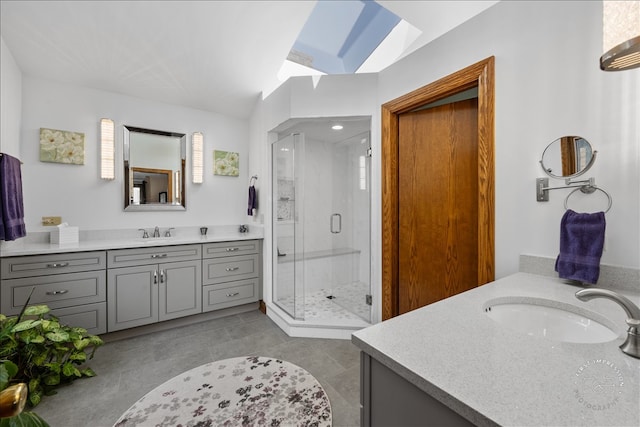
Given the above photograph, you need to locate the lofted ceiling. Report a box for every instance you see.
[1,1,498,120]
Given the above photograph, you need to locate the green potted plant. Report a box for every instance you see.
[0,295,103,417]
[0,359,48,427]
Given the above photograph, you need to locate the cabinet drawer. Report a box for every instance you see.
[202,240,260,258]
[1,271,106,314]
[203,254,259,284]
[107,244,202,268]
[1,251,106,279]
[52,302,107,335]
[202,279,259,312]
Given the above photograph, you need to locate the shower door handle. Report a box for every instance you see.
[330,213,342,234]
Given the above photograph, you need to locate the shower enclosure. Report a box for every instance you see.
[272,118,371,329]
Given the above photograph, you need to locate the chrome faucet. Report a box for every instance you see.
[575,288,640,359]
[153,226,160,238]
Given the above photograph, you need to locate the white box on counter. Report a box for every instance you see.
[50,225,79,244]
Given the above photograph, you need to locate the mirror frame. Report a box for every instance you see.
[123,125,187,211]
[539,135,597,180]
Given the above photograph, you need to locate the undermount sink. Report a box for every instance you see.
[483,297,619,344]
[134,238,173,244]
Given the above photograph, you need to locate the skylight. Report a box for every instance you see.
[284,0,420,75]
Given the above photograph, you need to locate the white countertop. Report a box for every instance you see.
[0,226,264,257]
[352,273,640,427]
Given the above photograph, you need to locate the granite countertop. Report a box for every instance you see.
[352,273,640,427]
[0,226,264,257]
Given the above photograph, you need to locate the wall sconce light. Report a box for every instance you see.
[192,132,203,184]
[601,1,640,71]
[100,118,115,180]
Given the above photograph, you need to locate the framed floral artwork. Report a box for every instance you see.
[213,150,239,176]
[39,127,85,165]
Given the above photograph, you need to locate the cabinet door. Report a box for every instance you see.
[107,265,158,332]
[158,260,202,321]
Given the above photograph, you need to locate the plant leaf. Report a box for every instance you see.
[43,374,59,386]
[68,352,86,363]
[1,360,19,379]
[43,363,60,374]
[11,320,42,333]
[88,336,104,347]
[44,330,69,342]
[62,362,80,378]
[0,411,51,427]
[24,305,50,316]
[73,338,90,351]
[80,368,96,377]
[29,389,42,407]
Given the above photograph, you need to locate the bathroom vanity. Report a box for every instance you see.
[0,228,263,336]
[352,273,640,427]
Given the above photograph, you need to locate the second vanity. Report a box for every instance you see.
[0,226,263,336]
[352,273,640,427]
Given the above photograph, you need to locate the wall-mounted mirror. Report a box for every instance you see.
[123,126,186,211]
[540,136,596,179]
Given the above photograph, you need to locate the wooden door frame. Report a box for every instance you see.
[381,57,495,320]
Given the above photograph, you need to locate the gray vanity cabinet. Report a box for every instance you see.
[107,245,202,332]
[0,251,107,335]
[202,240,261,312]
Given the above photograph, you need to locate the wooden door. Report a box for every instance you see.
[398,99,478,314]
[381,57,495,320]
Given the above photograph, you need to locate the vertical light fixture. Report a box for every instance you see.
[100,118,115,180]
[192,132,203,183]
[601,1,640,71]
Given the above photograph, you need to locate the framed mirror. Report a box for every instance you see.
[123,126,186,211]
[540,136,596,179]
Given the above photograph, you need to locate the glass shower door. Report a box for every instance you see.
[329,131,372,323]
[272,133,305,320]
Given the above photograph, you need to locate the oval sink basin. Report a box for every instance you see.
[484,298,618,344]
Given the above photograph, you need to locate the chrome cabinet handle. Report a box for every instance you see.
[330,213,342,234]
[46,290,69,295]
[225,267,239,272]
[150,254,168,259]
[153,270,158,284]
[226,292,240,297]
[225,247,239,252]
[46,262,69,268]
[160,269,165,283]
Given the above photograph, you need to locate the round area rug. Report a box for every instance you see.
[113,356,332,427]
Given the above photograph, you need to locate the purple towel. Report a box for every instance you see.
[0,153,27,241]
[247,185,256,216]
[555,209,606,284]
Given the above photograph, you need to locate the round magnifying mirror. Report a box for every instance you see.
[540,136,596,179]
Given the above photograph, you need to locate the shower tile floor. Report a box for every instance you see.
[276,281,371,326]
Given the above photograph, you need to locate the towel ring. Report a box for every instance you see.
[564,186,612,213]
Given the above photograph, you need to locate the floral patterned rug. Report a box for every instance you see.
[113,356,332,427]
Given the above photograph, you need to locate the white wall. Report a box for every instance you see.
[17,76,251,232]
[253,1,639,323]
[0,36,22,157]
[378,0,639,273]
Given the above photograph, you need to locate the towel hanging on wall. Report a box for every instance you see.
[0,153,27,241]
[555,209,606,284]
[247,185,257,216]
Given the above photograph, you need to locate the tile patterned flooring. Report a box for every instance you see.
[276,283,372,326]
[32,310,361,427]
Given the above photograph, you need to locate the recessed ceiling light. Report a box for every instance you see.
[332,124,344,130]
